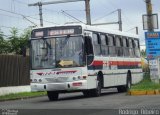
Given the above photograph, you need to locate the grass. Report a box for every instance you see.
[0,91,47,101]
[130,73,160,91]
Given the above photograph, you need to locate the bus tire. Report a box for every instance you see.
[83,90,91,97]
[117,86,126,93]
[90,76,102,97]
[47,91,59,101]
[117,72,132,93]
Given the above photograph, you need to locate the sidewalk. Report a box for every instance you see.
[0,85,31,96]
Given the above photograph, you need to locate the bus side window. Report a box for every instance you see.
[100,34,109,56]
[120,36,123,47]
[123,37,129,56]
[93,33,101,55]
[128,38,135,57]
[108,35,116,56]
[116,36,123,56]
[134,39,140,57]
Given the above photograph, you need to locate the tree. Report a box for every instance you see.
[9,27,21,54]
[0,27,31,55]
[0,29,11,54]
[19,28,31,55]
[141,49,146,58]
[0,29,4,53]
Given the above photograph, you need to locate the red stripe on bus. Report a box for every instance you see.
[109,61,141,66]
[92,61,103,66]
[92,60,141,66]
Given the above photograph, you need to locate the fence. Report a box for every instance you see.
[0,55,30,87]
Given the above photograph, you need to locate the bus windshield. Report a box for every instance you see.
[31,36,84,69]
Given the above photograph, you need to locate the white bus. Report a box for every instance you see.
[30,24,143,101]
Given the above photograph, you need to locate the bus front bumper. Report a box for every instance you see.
[31,80,87,92]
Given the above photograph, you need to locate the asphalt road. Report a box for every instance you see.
[0,88,160,115]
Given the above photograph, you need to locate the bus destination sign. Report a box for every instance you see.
[145,32,160,59]
[48,29,74,36]
[31,26,82,38]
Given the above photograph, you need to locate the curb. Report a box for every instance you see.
[0,86,31,96]
[129,90,160,96]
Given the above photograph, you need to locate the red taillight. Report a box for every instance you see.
[72,82,82,86]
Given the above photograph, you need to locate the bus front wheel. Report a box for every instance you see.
[83,91,91,97]
[90,76,102,97]
[47,91,59,101]
[83,76,102,97]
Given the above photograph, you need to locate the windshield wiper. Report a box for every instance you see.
[62,35,70,46]
[42,38,51,49]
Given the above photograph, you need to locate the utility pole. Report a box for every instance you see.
[85,0,91,25]
[118,9,122,31]
[28,0,91,26]
[39,2,43,27]
[145,0,153,32]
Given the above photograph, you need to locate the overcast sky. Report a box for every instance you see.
[0,0,160,48]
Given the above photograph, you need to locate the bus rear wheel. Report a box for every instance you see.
[117,72,132,93]
[117,86,126,93]
[47,91,59,101]
[126,72,132,90]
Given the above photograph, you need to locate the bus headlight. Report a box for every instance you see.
[78,76,81,79]
[73,77,76,80]
[34,79,37,82]
[39,79,42,82]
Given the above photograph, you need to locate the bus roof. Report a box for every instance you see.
[81,24,139,38]
[32,24,139,38]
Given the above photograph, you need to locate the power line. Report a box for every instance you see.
[14,0,59,13]
[125,26,139,34]
[28,0,91,25]
[14,0,60,14]
[93,9,118,22]
[61,10,85,24]
[22,16,38,27]
[0,8,59,25]
[126,27,137,32]
[13,0,84,25]
[0,8,37,26]
[0,25,24,31]
[0,8,22,16]
[41,8,85,24]
[0,12,38,27]
[0,13,21,19]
